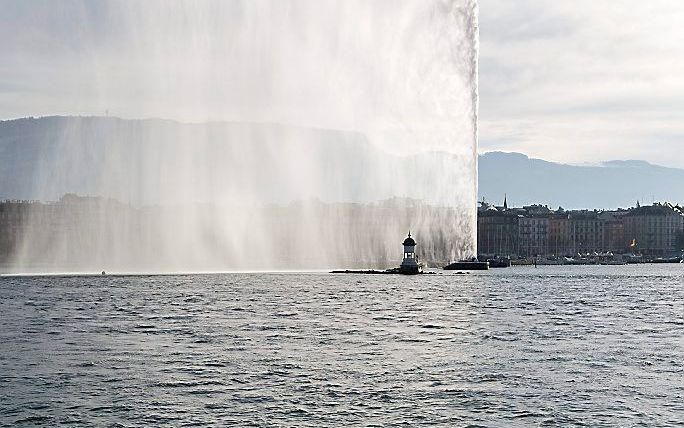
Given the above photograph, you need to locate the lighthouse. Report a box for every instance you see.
[400,231,422,274]
[330,231,427,275]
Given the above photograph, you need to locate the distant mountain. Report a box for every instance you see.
[0,116,473,206]
[3,117,679,210]
[479,151,684,209]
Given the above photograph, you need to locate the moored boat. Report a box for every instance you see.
[444,260,489,270]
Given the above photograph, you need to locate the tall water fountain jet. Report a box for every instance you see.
[2,0,478,272]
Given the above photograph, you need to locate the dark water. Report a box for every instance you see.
[1,266,683,427]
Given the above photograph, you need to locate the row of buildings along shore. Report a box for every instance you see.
[478,197,684,258]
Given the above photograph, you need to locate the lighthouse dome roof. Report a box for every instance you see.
[403,233,416,246]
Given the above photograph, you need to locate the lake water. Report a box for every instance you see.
[1,266,683,427]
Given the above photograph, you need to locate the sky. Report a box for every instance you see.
[1,1,684,167]
[479,0,684,167]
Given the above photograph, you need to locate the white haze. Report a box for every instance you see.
[1,0,479,272]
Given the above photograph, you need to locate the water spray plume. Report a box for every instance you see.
[3,0,479,273]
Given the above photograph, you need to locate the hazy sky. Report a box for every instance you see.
[1,1,683,166]
[479,0,684,167]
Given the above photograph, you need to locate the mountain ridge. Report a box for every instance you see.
[0,115,472,206]
[478,151,684,209]
[1,116,681,210]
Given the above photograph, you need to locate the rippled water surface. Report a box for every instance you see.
[1,266,683,427]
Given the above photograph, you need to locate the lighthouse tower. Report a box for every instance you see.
[400,231,421,274]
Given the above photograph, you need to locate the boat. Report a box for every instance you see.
[625,256,644,264]
[563,257,594,265]
[487,257,511,268]
[650,256,683,264]
[596,252,627,265]
[444,260,489,270]
[536,257,564,266]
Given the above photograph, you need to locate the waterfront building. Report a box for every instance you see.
[549,211,570,256]
[567,210,604,254]
[600,210,628,252]
[518,214,549,257]
[623,203,684,256]
[522,204,553,216]
[477,202,520,257]
[476,200,684,259]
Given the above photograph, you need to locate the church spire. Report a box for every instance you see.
[503,194,508,210]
